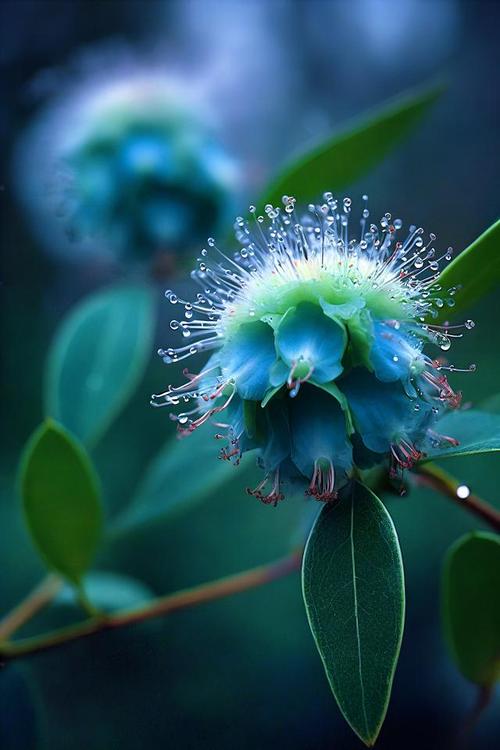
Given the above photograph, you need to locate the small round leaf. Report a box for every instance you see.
[442,531,500,686]
[19,420,103,585]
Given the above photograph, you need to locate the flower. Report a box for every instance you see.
[153,194,475,504]
[15,66,238,262]
[57,79,237,258]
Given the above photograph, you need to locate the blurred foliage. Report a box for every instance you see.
[45,285,155,446]
[20,421,103,587]
[442,532,500,686]
[261,82,443,209]
[1,1,500,748]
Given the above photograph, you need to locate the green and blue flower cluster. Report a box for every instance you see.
[154,194,474,503]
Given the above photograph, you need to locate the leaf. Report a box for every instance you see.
[479,393,500,413]
[302,481,405,746]
[45,284,155,446]
[424,409,500,461]
[442,531,500,685]
[260,82,443,208]
[56,572,153,613]
[19,420,103,585]
[435,220,500,322]
[111,427,257,534]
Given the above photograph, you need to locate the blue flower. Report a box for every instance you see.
[154,194,475,504]
[15,74,237,262]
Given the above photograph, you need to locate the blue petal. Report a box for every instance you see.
[341,368,425,453]
[289,385,352,477]
[370,321,424,383]
[351,432,385,470]
[260,398,290,472]
[220,321,277,401]
[275,302,346,384]
[269,359,289,388]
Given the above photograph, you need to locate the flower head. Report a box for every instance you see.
[153,194,475,504]
[15,68,237,262]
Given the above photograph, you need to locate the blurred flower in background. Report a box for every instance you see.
[13,45,239,264]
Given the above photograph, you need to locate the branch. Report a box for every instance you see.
[0,575,62,641]
[456,684,493,747]
[415,463,500,532]
[0,550,302,663]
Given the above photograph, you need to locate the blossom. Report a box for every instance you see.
[153,194,475,504]
[15,67,237,262]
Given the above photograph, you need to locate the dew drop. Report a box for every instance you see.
[465,319,475,329]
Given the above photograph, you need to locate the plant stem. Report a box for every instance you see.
[456,684,493,747]
[415,464,500,532]
[0,575,62,641]
[0,550,302,663]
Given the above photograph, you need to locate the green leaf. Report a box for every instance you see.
[260,82,443,208]
[424,409,500,461]
[111,428,257,534]
[442,531,500,685]
[19,420,103,585]
[45,284,155,446]
[56,572,153,613]
[302,481,405,746]
[479,393,500,413]
[435,220,500,322]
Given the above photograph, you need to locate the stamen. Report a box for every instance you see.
[246,469,284,507]
[306,459,337,502]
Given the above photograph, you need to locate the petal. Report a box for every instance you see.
[269,359,289,388]
[275,302,346,384]
[370,322,424,383]
[221,321,277,400]
[351,432,385,470]
[345,309,374,370]
[289,385,352,477]
[260,398,290,472]
[320,295,365,320]
[341,368,420,453]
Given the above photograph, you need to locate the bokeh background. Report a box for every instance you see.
[1,1,499,748]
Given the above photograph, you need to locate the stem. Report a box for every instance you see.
[0,575,62,641]
[415,464,500,532]
[0,550,301,663]
[456,684,493,747]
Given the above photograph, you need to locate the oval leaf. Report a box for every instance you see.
[302,481,405,746]
[45,284,155,446]
[424,409,500,461]
[260,82,442,207]
[435,220,500,322]
[111,428,258,534]
[19,420,103,585]
[442,531,500,685]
